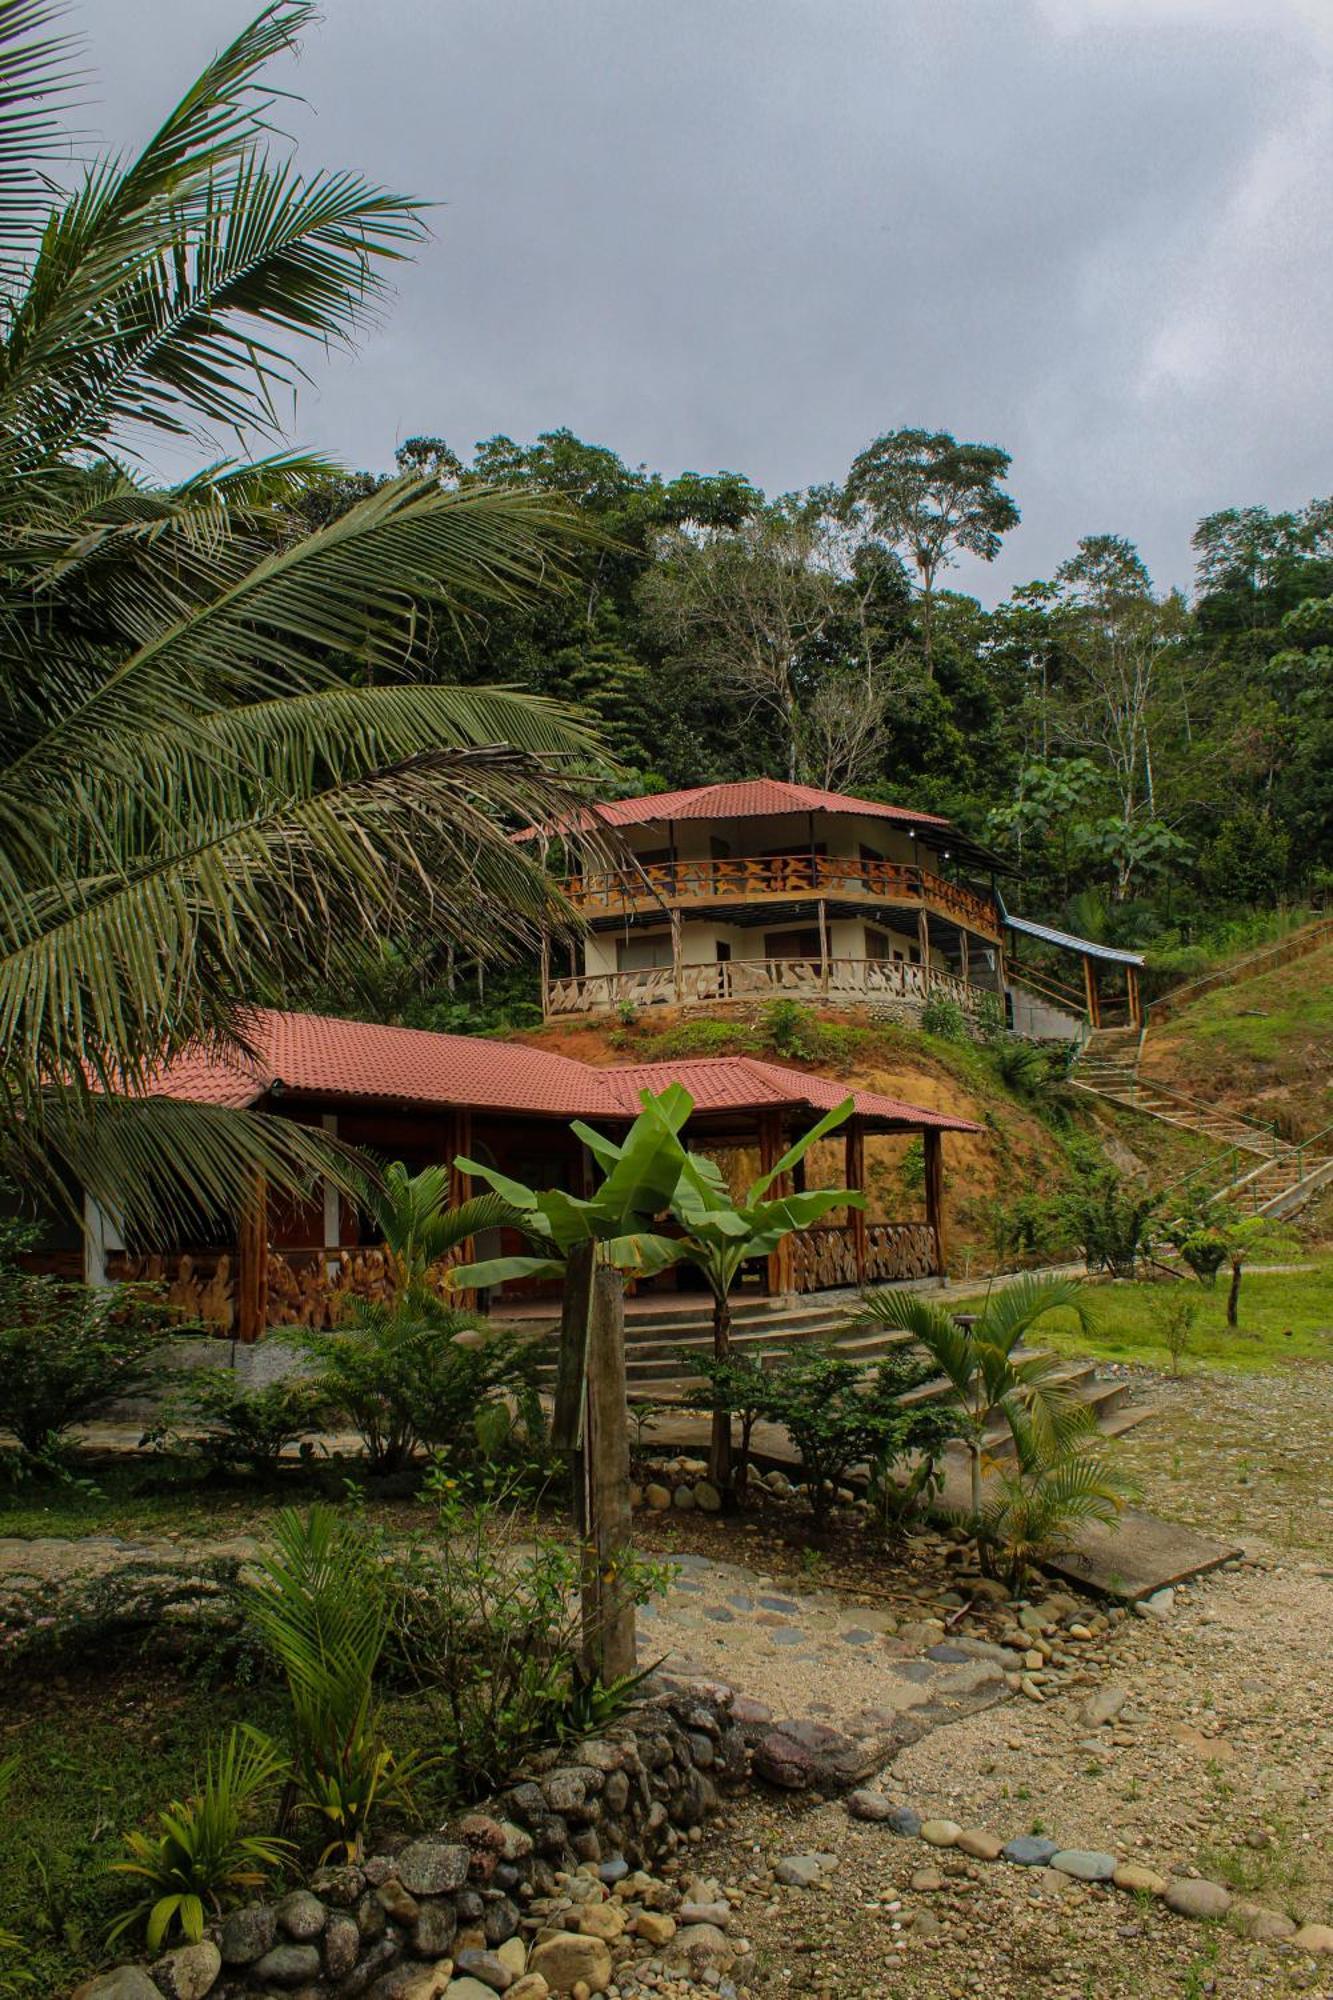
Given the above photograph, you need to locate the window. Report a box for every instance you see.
[617,934,674,971]
[763,928,822,960]
[866,928,890,960]
[715,940,732,962]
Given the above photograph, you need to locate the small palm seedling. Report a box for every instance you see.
[106,1727,290,1949]
[976,1423,1139,1595]
[246,1506,430,1861]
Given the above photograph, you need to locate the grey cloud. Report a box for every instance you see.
[83,0,1333,600]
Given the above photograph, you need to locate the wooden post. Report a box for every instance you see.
[539,929,551,1019]
[922,1129,946,1284]
[670,907,683,1004]
[1126,962,1141,1029]
[447,1108,475,1303]
[235,1173,268,1344]
[578,1257,637,1683]
[917,906,932,989]
[845,1119,867,1284]
[817,896,830,995]
[958,926,969,990]
[759,1110,792,1294]
[1082,954,1100,1028]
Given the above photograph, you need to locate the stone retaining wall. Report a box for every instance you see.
[78,1680,755,2000]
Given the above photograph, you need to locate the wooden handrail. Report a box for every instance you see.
[563,852,1001,939]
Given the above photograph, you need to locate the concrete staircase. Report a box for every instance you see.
[1071,1027,1333,1218]
[499,1287,1152,1454]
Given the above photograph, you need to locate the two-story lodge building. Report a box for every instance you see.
[540,779,1143,1036]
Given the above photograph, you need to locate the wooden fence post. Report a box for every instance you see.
[581,1258,637,1682]
[922,1130,947,1285]
[845,1119,867,1284]
[235,1173,269,1344]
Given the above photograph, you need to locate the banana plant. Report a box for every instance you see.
[661,1093,862,1490]
[455,1083,698,1287]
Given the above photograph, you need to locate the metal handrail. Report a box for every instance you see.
[1145,913,1333,1021]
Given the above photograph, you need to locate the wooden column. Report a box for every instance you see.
[539,929,551,1019]
[922,1129,947,1284]
[958,927,969,989]
[1126,962,1141,1029]
[817,896,830,995]
[1082,954,1100,1028]
[235,1173,269,1345]
[918,906,932,988]
[558,1247,637,1683]
[845,1119,867,1284]
[670,907,683,1004]
[759,1110,792,1294]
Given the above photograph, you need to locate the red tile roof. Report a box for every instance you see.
[587,780,952,832]
[143,1009,979,1134]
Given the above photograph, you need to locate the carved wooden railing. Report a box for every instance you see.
[788,1219,940,1292]
[107,1244,470,1336]
[546,955,994,1018]
[563,852,1000,939]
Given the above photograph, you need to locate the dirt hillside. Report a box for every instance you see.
[518,1008,1073,1273]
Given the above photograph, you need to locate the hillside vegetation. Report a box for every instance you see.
[524,1003,1105,1275]
[1143,936,1333,1143]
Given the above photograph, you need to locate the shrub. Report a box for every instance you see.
[0,1270,173,1458]
[921,992,969,1042]
[1061,1172,1158,1278]
[245,1507,428,1862]
[989,1038,1050,1097]
[142,1368,325,1471]
[863,1352,965,1537]
[383,1468,673,1799]
[0,1757,31,1992]
[286,1300,539,1476]
[756,1345,960,1534]
[1175,1227,1229,1286]
[1149,1287,1199,1374]
[758,997,817,1059]
[106,1725,291,1950]
[676,1349,773,1492]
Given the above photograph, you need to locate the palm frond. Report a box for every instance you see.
[976,1273,1091,1358]
[0,0,82,277]
[854,1288,979,1403]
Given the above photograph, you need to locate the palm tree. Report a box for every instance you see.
[0,2,606,1235]
[856,1274,1096,1522]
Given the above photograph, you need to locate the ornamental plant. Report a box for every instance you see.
[106,1726,291,1950]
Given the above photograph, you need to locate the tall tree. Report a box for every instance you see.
[0,1,605,1235]
[844,428,1020,674]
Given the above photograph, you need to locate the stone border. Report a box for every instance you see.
[842,1789,1332,1955]
[76,1681,752,2000]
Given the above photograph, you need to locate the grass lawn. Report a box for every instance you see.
[951,1258,1333,1372]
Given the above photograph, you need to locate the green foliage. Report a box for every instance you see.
[382,1467,672,1800]
[676,1349,773,1489]
[245,1507,427,1862]
[982,1191,1068,1273]
[921,992,969,1042]
[0,1759,30,1993]
[1148,1287,1199,1374]
[759,997,818,1058]
[367,1162,525,1301]
[857,1275,1097,1527]
[1061,1173,1159,1278]
[975,1442,1138,1594]
[1198,808,1291,905]
[754,1344,959,1532]
[287,1304,537,1477]
[0,1270,172,1458]
[106,1726,291,1949]
[0,3,603,1237]
[989,1037,1053,1097]
[141,1368,324,1471]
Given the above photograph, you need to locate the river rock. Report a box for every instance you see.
[1003,1835,1059,1867]
[919,1819,962,1847]
[73,1972,163,2000]
[1050,1849,1117,1881]
[644,1484,671,1510]
[220,1904,277,1965]
[1292,1924,1333,1952]
[955,1829,1004,1861]
[1164,1878,1232,1920]
[396,1838,470,1896]
[527,1931,613,1994]
[1113,1863,1167,1895]
[252,1942,322,1987]
[1083,1685,1130,1728]
[148,1941,221,2000]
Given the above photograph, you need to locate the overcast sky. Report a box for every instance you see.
[82,0,1333,604]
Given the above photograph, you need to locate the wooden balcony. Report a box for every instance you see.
[545,954,997,1019]
[563,852,1000,940]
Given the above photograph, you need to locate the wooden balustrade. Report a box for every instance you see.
[563,851,999,939]
[107,1243,469,1335]
[788,1219,940,1291]
[546,955,994,1018]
